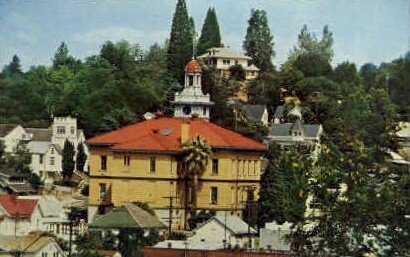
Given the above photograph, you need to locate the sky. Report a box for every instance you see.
[1,0,409,70]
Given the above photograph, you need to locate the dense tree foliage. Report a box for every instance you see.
[167,0,193,83]
[1,41,172,137]
[243,9,275,72]
[196,8,222,56]
[62,139,75,181]
[76,142,87,173]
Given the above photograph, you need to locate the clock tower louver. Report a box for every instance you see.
[173,59,213,120]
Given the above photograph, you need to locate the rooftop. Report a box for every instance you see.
[269,123,322,138]
[0,194,38,219]
[186,59,202,73]
[0,233,61,253]
[89,203,166,229]
[199,47,252,60]
[0,124,19,137]
[241,104,267,123]
[25,128,52,142]
[87,117,266,153]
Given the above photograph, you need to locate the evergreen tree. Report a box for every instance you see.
[197,8,222,56]
[167,0,193,83]
[2,55,23,77]
[243,9,275,72]
[62,139,75,181]
[52,42,81,70]
[76,142,87,172]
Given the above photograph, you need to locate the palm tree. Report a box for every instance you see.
[179,134,212,228]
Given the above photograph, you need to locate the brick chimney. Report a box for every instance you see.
[181,121,190,145]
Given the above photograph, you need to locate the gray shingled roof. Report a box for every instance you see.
[26,141,61,155]
[269,123,321,138]
[199,47,252,60]
[212,215,257,235]
[0,124,19,137]
[25,128,52,142]
[273,106,285,119]
[241,105,266,122]
[89,203,166,229]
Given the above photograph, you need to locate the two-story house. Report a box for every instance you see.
[198,47,260,80]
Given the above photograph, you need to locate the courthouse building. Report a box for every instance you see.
[87,59,267,229]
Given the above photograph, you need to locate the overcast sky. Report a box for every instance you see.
[1,0,409,70]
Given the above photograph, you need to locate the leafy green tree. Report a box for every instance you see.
[28,173,44,189]
[52,42,81,71]
[167,0,193,83]
[62,139,75,181]
[258,144,312,227]
[197,8,222,56]
[290,24,334,63]
[243,9,275,72]
[360,63,378,90]
[76,142,87,172]
[229,64,246,81]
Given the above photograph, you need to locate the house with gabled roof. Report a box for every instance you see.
[0,194,41,236]
[0,124,27,153]
[0,232,66,257]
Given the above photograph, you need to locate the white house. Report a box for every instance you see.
[260,221,292,251]
[20,195,87,241]
[26,141,62,182]
[0,232,66,257]
[266,107,323,150]
[198,47,260,80]
[0,194,42,236]
[0,124,27,153]
[156,215,257,250]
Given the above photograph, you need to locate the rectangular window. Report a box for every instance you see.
[57,126,65,135]
[99,183,106,201]
[123,155,130,166]
[210,187,218,204]
[150,156,156,172]
[101,155,107,171]
[39,154,43,164]
[212,159,218,174]
[50,157,55,166]
[70,126,75,135]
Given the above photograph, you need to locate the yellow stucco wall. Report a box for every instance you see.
[88,148,263,212]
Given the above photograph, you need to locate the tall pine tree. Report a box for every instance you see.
[197,8,222,56]
[167,0,193,83]
[62,139,75,181]
[243,9,275,72]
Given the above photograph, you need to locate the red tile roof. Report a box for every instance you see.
[87,117,266,153]
[185,59,202,73]
[0,195,38,218]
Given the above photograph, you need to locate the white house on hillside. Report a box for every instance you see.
[198,47,260,80]
[0,124,26,153]
[26,141,62,183]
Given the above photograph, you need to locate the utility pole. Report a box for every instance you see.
[163,196,174,235]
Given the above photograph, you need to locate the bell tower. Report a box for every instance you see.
[173,59,213,120]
